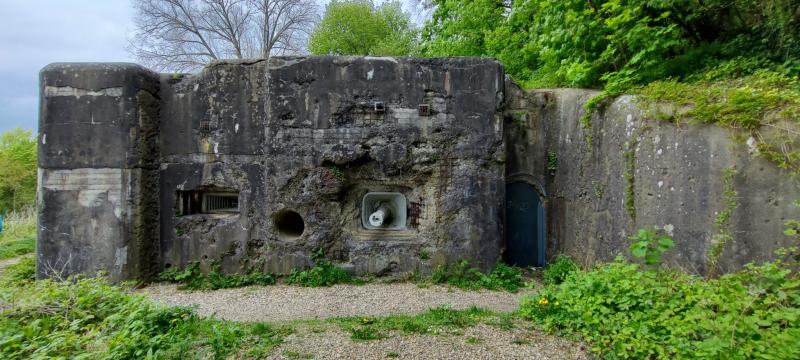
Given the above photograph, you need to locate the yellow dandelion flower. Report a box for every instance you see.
[538,297,549,305]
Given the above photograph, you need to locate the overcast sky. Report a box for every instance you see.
[0,0,135,132]
[0,0,427,133]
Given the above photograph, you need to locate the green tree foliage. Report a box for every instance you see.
[420,0,508,57]
[0,129,37,214]
[308,0,418,56]
[421,0,800,89]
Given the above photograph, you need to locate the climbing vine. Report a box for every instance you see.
[708,168,739,273]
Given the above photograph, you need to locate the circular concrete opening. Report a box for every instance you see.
[274,209,305,239]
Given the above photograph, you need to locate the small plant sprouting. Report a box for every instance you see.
[708,167,738,270]
[547,151,558,172]
[628,228,675,266]
[429,261,526,292]
[542,255,578,285]
[287,248,354,287]
[419,249,430,260]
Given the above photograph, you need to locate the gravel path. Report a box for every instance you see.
[0,256,22,274]
[269,323,589,360]
[141,283,535,322]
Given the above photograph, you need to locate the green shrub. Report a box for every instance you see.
[423,1,800,90]
[520,254,800,359]
[0,129,37,214]
[430,260,526,292]
[542,255,578,285]
[158,262,275,290]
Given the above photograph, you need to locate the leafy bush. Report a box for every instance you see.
[430,260,526,292]
[158,262,275,290]
[542,255,578,285]
[0,129,37,214]
[520,253,800,359]
[422,0,800,90]
[0,262,290,359]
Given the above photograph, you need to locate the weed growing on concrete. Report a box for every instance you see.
[547,151,558,172]
[638,70,800,176]
[708,168,739,272]
[628,228,675,266]
[622,125,649,222]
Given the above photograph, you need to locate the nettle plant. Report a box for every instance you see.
[628,228,675,265]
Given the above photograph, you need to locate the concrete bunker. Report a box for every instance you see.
[35,57,800,282]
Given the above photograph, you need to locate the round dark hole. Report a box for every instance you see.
[274,209,305,239]
[165,263,172,269]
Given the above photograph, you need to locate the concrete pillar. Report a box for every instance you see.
[37,63,160,281]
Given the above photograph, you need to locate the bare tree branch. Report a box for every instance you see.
[130,0,318,71]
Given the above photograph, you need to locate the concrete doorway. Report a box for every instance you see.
[505,181,546,267]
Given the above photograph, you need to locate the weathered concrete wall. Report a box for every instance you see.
[159,57,505,276]
[506,86,800,273]
[41,57,796,281]
[38,63,161,281]
[39,57,506,281]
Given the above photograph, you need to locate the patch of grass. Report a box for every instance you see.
[336,306,495,340]
[158,261,276,290]
[286,248,358,287]
[287,260,353,287]
[0,207,36,260]
[512,338,531,345]
[282,350,314,359]
[429,261,526,292]
[1,256,35,286]
[465,336,482,344]
[0,260,292,359]
[387,351,399,358]
[638,70,800,176]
